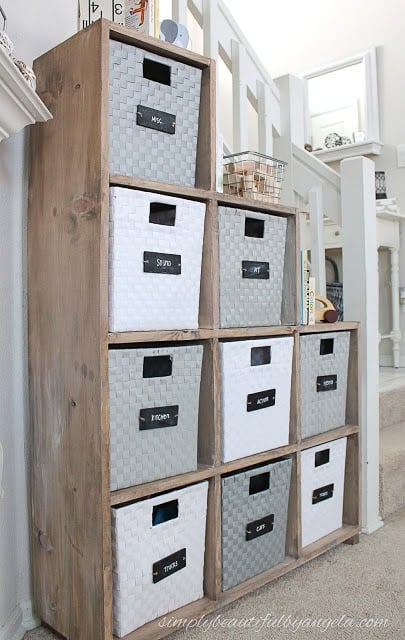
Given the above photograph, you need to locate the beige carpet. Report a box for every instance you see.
[25,507,405,640]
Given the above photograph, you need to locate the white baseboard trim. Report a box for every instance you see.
[0,601,40,640]
[362,517,385,535]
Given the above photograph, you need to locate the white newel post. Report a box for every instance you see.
[341,157,384,534]
[274,74,306,207]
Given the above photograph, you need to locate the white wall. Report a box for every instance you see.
[224,0,405,366]
[0,2,76,638]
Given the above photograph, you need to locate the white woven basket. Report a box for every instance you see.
[109,187,205,331]
[301,437,347,547]
[112,481,208,637]
[220,336,293,462]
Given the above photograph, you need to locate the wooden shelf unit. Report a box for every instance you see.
[28,19,361,640]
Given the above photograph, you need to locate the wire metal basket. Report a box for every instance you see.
[223,151,287,204]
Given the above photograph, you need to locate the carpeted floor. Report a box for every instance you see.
[25,507,405,640]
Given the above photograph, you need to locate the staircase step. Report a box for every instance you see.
[379,385,405,430]
[379,421,405,519]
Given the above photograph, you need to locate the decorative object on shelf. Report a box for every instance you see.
[315,295,338,323]
[324,132,343,148]
[13,57,36,89]
[223,150,287,204]
[324,133,355,148]
[160,19,189,48]
[124,0,155,35]
[375,170,387,200]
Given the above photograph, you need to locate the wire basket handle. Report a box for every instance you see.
[0,5,6,31]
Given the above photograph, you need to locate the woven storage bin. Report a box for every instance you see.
[109,187,205,332]
[301,438,347,547]
[112,481,208,637]
[109,344,203,490]
[109,40,202,187]
[300,331,350,439]
[218,207,287,327]
[220,337,293,463]
[222,458,292,590]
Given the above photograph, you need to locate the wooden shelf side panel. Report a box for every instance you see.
[29,21,111,639]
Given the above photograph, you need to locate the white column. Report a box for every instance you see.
[201,0,218,61]
[341,156,383,534]
[308,186,326,297]
[231,40,248,152]
[274,74,306,207]
[389,247,401,368]
[256,80,273,156]
[172,0,188,26]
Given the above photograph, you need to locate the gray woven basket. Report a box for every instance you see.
[109,344,203,490]
[300,332,350,439]
[222,458,292,590]
[109,40,202,186]
[218,207,287,328]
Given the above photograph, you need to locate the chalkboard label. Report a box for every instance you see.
[143,251,181,275]
[247,388,276,412]
[137,105,176,134]
[316,374,337,392]
[139,405,179,430]
[246,514,274,541]
[242,261,269,279]
[312,483,334,504]
[153,548,186,583]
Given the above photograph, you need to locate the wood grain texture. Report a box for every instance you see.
[286,453,300,558]
[298,321,360,334]
[343,433,361,527]
[214,192,298,216]
[108,21,211,68]
[198,340,218,467]
[204,476,222,600]
[346,328,360,425]
[29,21,111,639]
[301,425,360,450]
[281,213,299,325]
[110,174,210,202]
[195,59,216,190]
[110,468,215,506]
[199,200,219,329]
[290,332,300,443]
[218,445,298,475]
